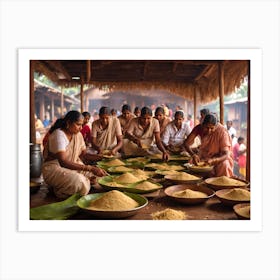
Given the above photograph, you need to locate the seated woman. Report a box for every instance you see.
[184,113,233,177]
[91,106,123,156]
[80,111,92,146]
[154,106,171,137]
[118,104,135,137]
[42,110,107,199]
[123,106,169,161]
[162,110,191,154]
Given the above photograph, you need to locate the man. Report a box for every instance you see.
[162,111,191,154]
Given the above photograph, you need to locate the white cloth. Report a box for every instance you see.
[227,126,237,137]
[48,129,70,153]
[162,121,191,147]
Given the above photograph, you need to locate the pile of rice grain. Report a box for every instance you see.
[210,176,246,186]
[167,172,200,181]
[236,205,250,218]
[151,208,186,220]
[172,189,208,198]
[112,166,134,172]
[134,181,160,190]
[87,190,139,211]
[221,188,250,201]
[115,173,141,184]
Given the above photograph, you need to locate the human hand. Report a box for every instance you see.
[162,151,169,162]
[191,154,200,165]
[90,166,108,177]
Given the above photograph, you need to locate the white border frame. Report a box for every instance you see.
[18,48,262,232]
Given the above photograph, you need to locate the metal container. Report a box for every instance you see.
[30,143,43,178]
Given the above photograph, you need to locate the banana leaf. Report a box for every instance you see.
[30,193,81,220]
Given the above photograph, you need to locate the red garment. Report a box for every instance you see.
[80,124,91,144]
[232,142,240,161]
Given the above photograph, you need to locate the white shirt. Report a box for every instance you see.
[227,126,237,137]
[162,121,191,147]
[48,129,69,153]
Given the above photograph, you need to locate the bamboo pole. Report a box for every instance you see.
[218,61,225,124]
[30,61,36,143]
[246,61,250,181]
[50,96,54,122]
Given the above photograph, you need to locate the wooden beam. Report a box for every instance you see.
[194,65,214,81]
[33,61,60,83]
[45,60,72,80]
[218,61,225,124]
[30,61,36,143]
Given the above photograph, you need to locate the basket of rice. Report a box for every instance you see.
[233,203,250,219]
[77,190,148,219]
[164,184,215,205]
[215,188,250,206]
[204,176,249,190]
[184,162,214,173]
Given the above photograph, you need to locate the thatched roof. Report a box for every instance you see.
[33,60,248,103]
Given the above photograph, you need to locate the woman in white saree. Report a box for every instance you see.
[42,111,107,199]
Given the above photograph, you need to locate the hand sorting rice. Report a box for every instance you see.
[172,189,208,198]
[220,188,250,201]
[86,190,139,211]
[151,208,187,220]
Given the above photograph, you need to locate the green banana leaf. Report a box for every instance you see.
[30,193,81,220]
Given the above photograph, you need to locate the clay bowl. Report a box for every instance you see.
[233,203,250,219]
[164,184,215,205]
[215,188,250,207]
[204,176,250,191]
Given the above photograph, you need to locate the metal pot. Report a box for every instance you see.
[30,143,43,178]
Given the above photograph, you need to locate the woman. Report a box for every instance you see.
[42,111,107,199]
[80,111,92,146]
[118,104,135,137]
[124,106,169,161]
[154,106,171,137]
[184,113,233,177]
[91,106,123,156]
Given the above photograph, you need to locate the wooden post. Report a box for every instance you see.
[218,61,225,124]
[39,94,44,121]
[61,85,64,116]
[30,61,36,144]
[87,60,91,83]
[194,84,197,125]
[246,61,250,181]
[80,78,84,113]
[50,96,54,122]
